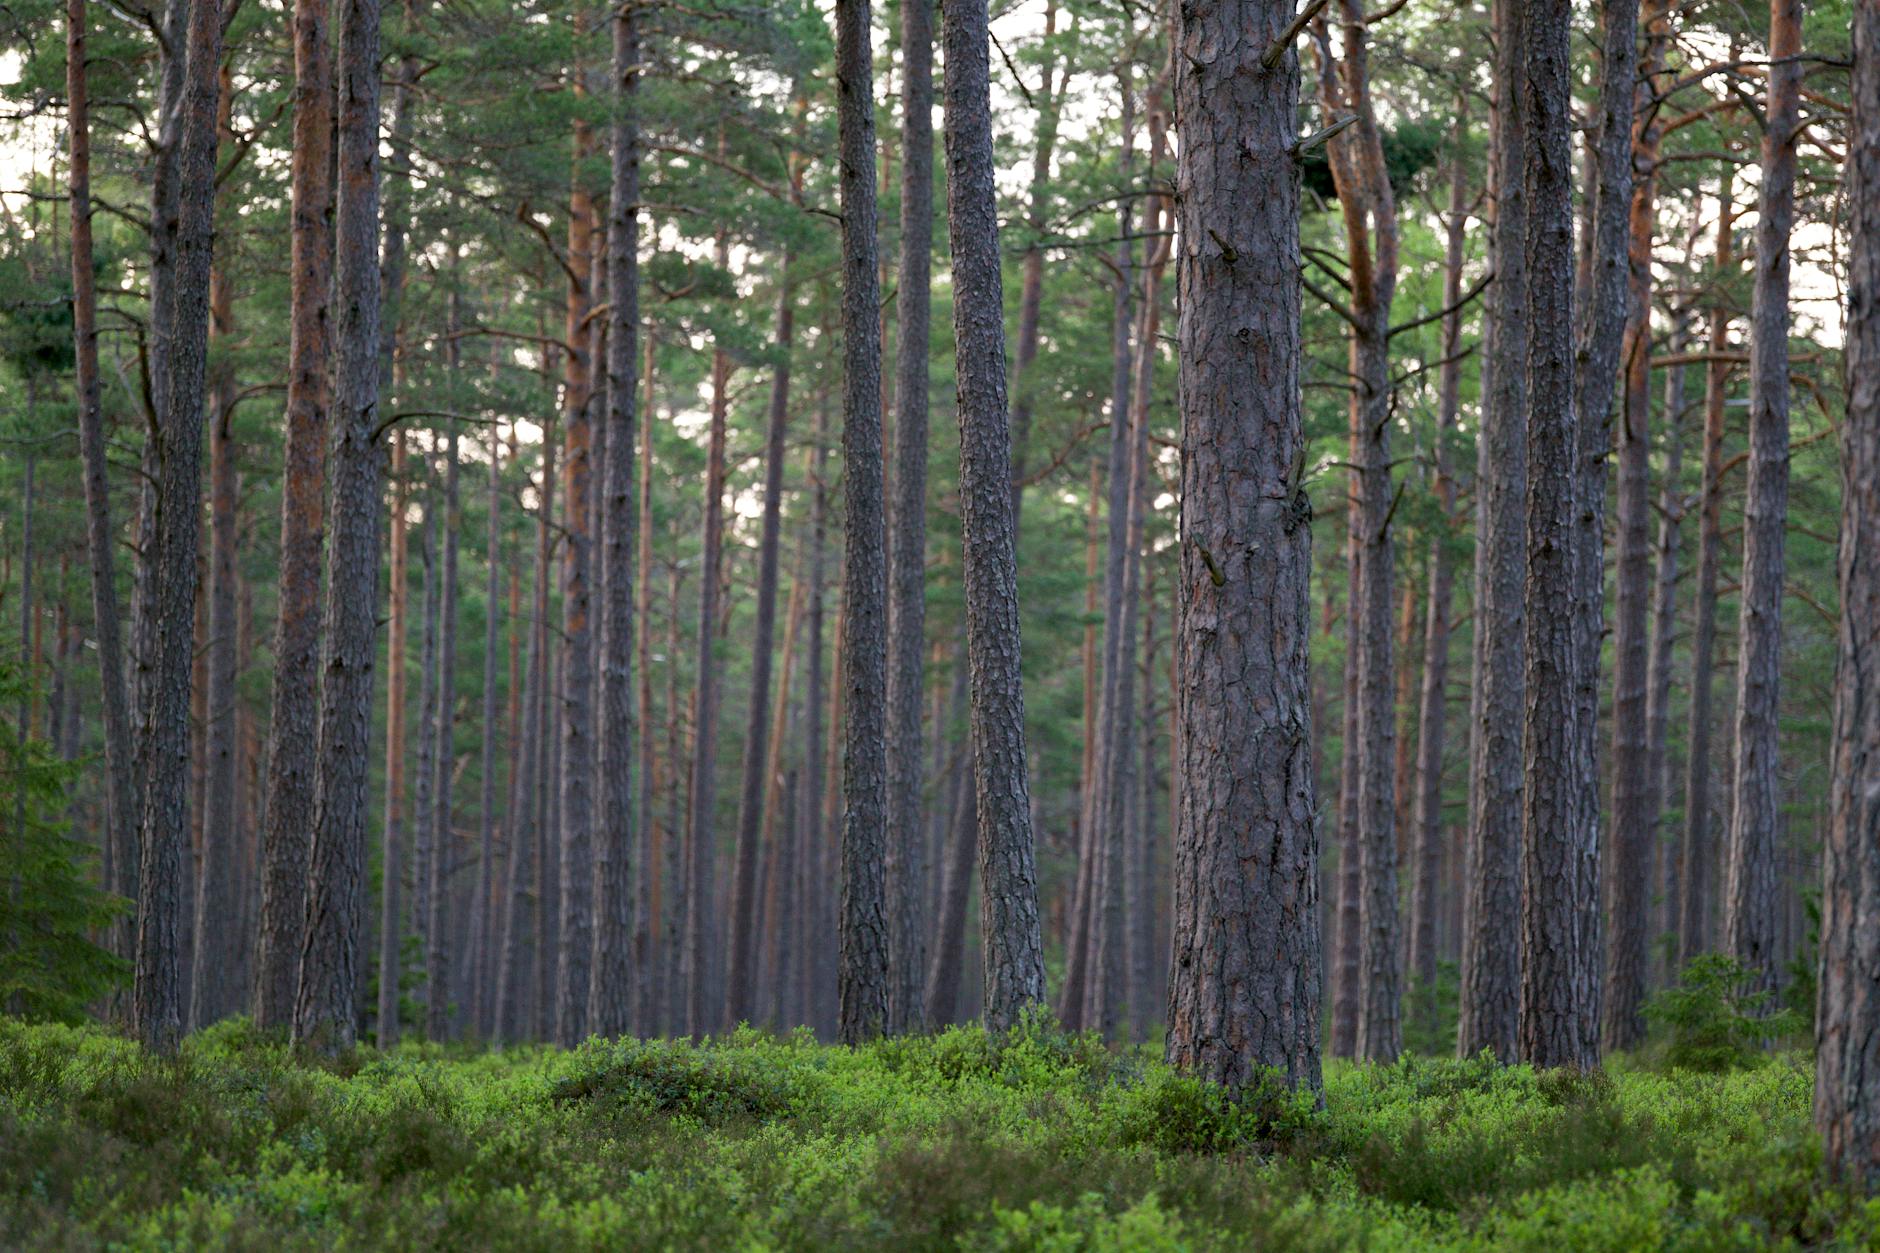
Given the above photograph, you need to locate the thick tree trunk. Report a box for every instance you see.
[835,0,892,1043]
[134,0,220,1055]
[727,266,797,1028]
[1816,0,1879,1180]
[1724,0,1801,992]
[1604,0,1669,1051]
[884,0,935,1037]
[65,0,140,997]
[1164,0,1320,1094]
[942,0,1049,1034]
[293,0,384,1050]
[1519,0,1602,1071]
[591,4,640,1037]
[257,0,334,1033]
[1459,0,1527,1063]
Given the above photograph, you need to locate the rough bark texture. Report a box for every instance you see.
[256,0,333,1032]
[1519,0,1600,1071]
[1815,0,1879,1182]
[836,0,892,1044]
[1163,0,1322,1095]
[1459,0,1527,1063]
[65,0,140,1008]
[1604,0,1668,1051]
[885,0,934,1037]
[942,0,1048,1034]
[1681,188,1737,965]
[591,3,640,1038]
[134,0,220,1055]
[1724,0,1801,992]
[293,0,383,1051]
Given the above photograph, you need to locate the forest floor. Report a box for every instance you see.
[1,1014,1875,1250]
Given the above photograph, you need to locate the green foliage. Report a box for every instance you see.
[4,1016,1877,1250]
[0,666,128,1022]
[1644,954,1807,1072]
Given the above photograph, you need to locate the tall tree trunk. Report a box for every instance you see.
[430,411,462,1040]
[411,460,440,1032]
[727,265,797,1028]
[1164,0,1320,1094]
[1604,0,1667,1052]
[591,1,640,1038]
[555,96,599,1041]
[1646,340,1687,980]
[1409,121,1469,1034]
[191,226,240,1029]
[1815,0,1878,1179]
[1333,547,1362,1058]
[293,0,384,1050]
[1316,0,1402,1064]
[470,424,502,1037]
[1519,0,1603,1071]
[835,0,892,1043]
[257,0,334,1033]
[942,0,1049,1034]
[134,0,220,1055]
[377,435,408,1043]
[1724,0,1801,992]
[636,333,660,1033]
[684,241,733,1037]
[884,0,935,1037]
[1459,0,1527,1063]
[799,391,831,1034]
[65,0,140,995]
[1680,187,1736,966]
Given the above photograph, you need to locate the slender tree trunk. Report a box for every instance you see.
[1459,0,1527,1063]
[1724,0,1802,992]
[1647,344,1687,979]
[684,240,733,1036]
[293,0,384,1050]
[1815,0,1879,1178]
[469,424,502,1037]
[1164,0,1320,1094]
[65,0,139,996]
[727,264,797,1028]
[799,391,831,1034]
[257,0,334,1033]
[591,2,640,1038]
[134,0,220,1055]
[1004,0,1061,529]
[411,461,440,1031]
[1333,540,1363,1058]
[884,0,935,1036]
[430,413,462,1039]
[1519,0,1602,1071]
[1603,0,1668,1052]
[378,434,408,1044]
[835,0,893,1043]
[636,333,660,1033]
[1409,122,1469,1033]
[191,231,240,1029]
[942,0,1048,1034]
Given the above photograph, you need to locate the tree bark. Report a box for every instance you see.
[257,0,332,1033]
[1815,0,1879,1180]
[430,412,462,1040]
[1519,0,1601,1071]
[65,0,140,1001]
[591,1,640,1038]
[293,0,384,1050]
[378,434,408,1043]
[835,0,893,1043]
[470,424,503,1036]
[799,391,831,1033]
[411,460,440,1032]
[943,0,1049,1035]
[1164,0,1321,1094]
[1004,0,1062,529]
[1459,0,1527,1063]
[1724,0,1801,993]
[1646,341,1687,980]
[134,0,220,1055]
[884,0,935,1037]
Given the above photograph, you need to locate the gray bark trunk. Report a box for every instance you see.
[1164,0,1321,1094]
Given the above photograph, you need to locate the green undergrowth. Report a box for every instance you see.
[1,1013,1875,1250]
